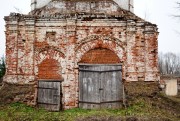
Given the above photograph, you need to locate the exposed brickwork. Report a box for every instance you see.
[80,48,120,64]
[38,58,62,80]
[3,0,159,109]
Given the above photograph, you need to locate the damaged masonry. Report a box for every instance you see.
[2,0,159,111]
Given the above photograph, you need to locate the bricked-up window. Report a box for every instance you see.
[38,58,62,80]
[46,32,56,42]
[80,48,120,64]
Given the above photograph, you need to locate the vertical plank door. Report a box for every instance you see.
[79,65,101,109]
[37,81,61,111]
[100,65,123,108]
[79,64,123,109]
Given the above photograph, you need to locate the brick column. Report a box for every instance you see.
[135,21,146,81]
[62,18,77,109]
[144,24,159,81]
[4,13,19,83]
[23,17,36,83]
[126,19,137,81]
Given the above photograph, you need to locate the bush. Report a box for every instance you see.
[0,56,5,79]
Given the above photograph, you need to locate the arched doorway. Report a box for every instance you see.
[37,58,62,111]
[78,48,123,109]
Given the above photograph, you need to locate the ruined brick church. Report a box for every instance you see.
[3,0,159,111]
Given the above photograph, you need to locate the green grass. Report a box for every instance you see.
[0,96,179,121]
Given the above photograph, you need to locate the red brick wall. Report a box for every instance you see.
[38,58,62,80]
[4,11,159,109]
[80,48,120,64]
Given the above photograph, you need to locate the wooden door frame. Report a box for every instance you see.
[78,63,123,66]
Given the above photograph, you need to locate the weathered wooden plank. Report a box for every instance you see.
[79,65,101,109]
[112,69,119,108]
[100,65,122,109]
[79,70,82,108]
[82,71,87,109]
[79,65,123,109]
[91,67,101,109]
[52,82,60,111]
[37,81,61,111]
[79,68,84,108]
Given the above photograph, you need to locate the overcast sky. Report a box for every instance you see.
[0,0,180,57]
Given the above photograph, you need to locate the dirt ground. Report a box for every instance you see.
[76,116,172,121]
[0,82,179,121]
[76,93,180,121]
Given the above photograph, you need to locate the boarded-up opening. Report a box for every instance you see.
[38,58,62,80]
[79,64,123,109]
[79,48,120,64]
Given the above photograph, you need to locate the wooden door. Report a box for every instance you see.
[37,81,61,111]
[79,64,123,109]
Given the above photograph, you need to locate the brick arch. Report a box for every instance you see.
[35,48,65,76]
[38,58,62,80]
[79,48,120,64]
[35,48,65,65]
[75,35,126,51]
[75,39,125,64]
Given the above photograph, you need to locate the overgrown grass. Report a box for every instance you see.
[0,97,179,121]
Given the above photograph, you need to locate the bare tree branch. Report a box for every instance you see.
[159,52,180,76]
